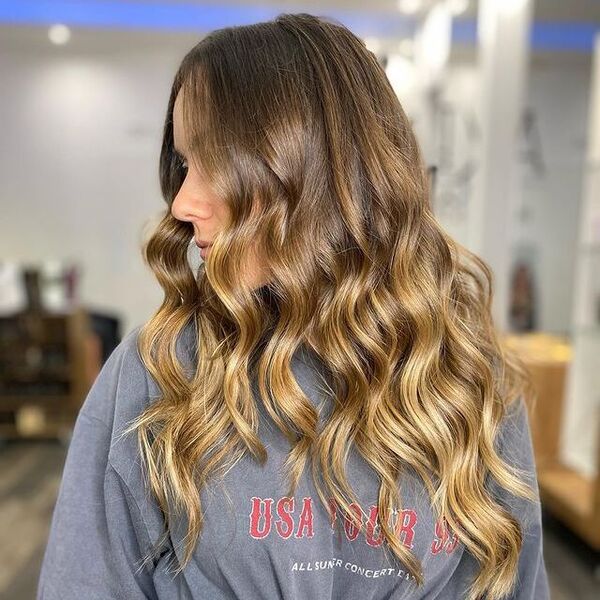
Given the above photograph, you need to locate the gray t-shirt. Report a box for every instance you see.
[36,321,550,599]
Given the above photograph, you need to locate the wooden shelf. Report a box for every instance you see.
[539,464,594,519]
[0,307,101,440]
[502,332,600,551]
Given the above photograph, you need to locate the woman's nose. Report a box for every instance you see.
[170,187,213,223]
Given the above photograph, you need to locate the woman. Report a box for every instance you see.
[37,12,550,600]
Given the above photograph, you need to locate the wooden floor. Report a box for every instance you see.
[0,439,599,600]
[0,440,65,600]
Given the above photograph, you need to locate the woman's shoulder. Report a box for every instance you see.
[79,320,197,426]
[76,325,147,429]
[494,395,532,464]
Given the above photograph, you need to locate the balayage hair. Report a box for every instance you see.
[124,12,537,600]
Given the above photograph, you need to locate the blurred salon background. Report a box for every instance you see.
[0,1,599,598]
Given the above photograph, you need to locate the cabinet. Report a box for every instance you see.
[0,307,99,441]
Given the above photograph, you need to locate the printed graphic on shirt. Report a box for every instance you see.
[248,495,460,583]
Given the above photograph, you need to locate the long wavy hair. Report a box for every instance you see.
[124,12,537,600]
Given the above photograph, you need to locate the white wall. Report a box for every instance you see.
[1,27,200,336]
[400,54,590,336]
[403,51,593,474]
[0,26,591,341]
[521,58,591,336]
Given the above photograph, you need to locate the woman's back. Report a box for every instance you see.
[37,321,548,599]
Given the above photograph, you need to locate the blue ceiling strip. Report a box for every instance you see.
[0,0,414,37]
[0,1,597,52]
[531,21,598,52]
[452,17,598,52]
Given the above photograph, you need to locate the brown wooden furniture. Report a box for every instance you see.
[504,332,600,552]
[0,307,100,442]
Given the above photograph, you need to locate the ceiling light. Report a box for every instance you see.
[48,24,71,45]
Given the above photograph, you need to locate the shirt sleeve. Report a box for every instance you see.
[489,395,551,600]
[36,341,160,600]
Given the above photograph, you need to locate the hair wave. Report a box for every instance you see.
[124,13,538,600]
